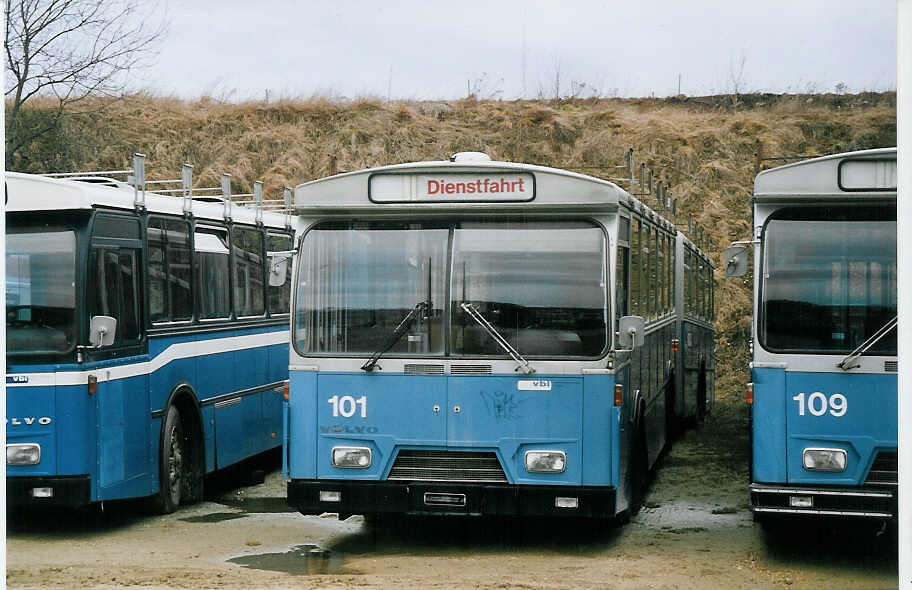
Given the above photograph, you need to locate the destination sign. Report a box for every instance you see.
[370,172,535,202]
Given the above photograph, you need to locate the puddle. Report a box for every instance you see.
[227,544,346,575]
[179,512,249,524]
[215,496,298,514]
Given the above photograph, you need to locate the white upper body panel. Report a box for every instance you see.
[5,172,291,229]
[754,147,896,203]
[295,158,636,216]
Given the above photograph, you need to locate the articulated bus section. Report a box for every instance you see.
[284,152,714,521]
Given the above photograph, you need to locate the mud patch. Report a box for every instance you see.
[636,500,749,530]
[215,496,298,514]
[227,544,348,575]
[179,512,249,524]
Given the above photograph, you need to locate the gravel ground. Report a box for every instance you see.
[6,400,898,589]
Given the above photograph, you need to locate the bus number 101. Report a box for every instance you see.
[328,395,368,418]
[792,392,847,417]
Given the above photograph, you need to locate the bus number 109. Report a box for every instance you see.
[792,392,847,417]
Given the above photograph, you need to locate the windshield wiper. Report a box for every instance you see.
[361,301,430,372]
[460,303,534,374]
[837,316,897,371]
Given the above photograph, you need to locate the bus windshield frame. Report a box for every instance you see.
[758,206,896,356]
[6,224,80,357]
[294,218,610,360]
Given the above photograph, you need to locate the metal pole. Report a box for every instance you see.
[254,181,264,225]
[181,164,193,215]
[132,153,146,210]
[222,173,232,221]
[627,148,635,191]
[284,187,293,229]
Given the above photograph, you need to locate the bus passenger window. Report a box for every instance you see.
[147,217,192,323]
[233,226,265,317]
[267,233,293,315]
[643,225,652,319]
[631,219,641,317]
[195,226,231,319]
[616,246,629,321]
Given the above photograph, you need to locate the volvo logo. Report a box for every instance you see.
[6,375,29,384]
[320,424,378,434]
[6,417,51,426]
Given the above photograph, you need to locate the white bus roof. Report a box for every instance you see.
[754,147,896,202]
[5,172,290,229]
[294,157,672,230]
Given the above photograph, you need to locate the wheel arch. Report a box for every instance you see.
[158,381,205,502]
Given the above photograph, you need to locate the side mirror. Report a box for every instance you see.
[268,254,290,287]
[617,315,645,349]
[89,315,117,348]
[723,246,748,277]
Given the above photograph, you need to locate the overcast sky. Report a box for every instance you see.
[139,1,896,100]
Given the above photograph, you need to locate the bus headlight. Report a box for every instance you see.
[524,450,566,473]
[802,448,847,472]
[331,446,372,469]
[7,443,41,466]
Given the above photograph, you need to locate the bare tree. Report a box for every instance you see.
[5,0,165,167]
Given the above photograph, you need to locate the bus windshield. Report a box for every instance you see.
[760,208,896,354]
[6,228,78,355]
[295,220,607,358]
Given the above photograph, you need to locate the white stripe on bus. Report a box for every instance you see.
[6,330,289,387]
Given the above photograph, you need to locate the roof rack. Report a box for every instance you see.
[41,153,293,226]
[605,147,715,253]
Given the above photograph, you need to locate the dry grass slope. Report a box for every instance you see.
[7,92,897,402]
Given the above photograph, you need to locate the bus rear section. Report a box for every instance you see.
[730,148,897,521]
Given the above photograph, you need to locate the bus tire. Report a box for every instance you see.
[664,376,678,440]
[153,405,187,514]
[629,427,648,516]
[695,364,707,424]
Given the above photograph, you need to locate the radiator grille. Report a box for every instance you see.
[450,364,492,375]
[884,360,898,372]
[864,451,897,486]
[404,364,444,375]
[388,450,508,483]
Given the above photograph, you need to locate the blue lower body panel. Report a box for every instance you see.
[751,368,897,519]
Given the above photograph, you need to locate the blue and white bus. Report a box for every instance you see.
[284,152,714,521]
[6,156,295,512]
[725,147,896,521]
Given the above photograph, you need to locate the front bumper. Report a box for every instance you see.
[7,475,91,508]
[288,479,617,519]
[750,483,896,519]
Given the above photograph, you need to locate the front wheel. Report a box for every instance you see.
[153,405,187,514]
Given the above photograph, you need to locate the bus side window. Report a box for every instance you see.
[267,233,293,315]
[631,218,641,316]
[616,246,629,321]
[91,248,141,344]
[147,216,192,323]
[232,226,266,317]
[195,225,231,319]
[643,224,652,320]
